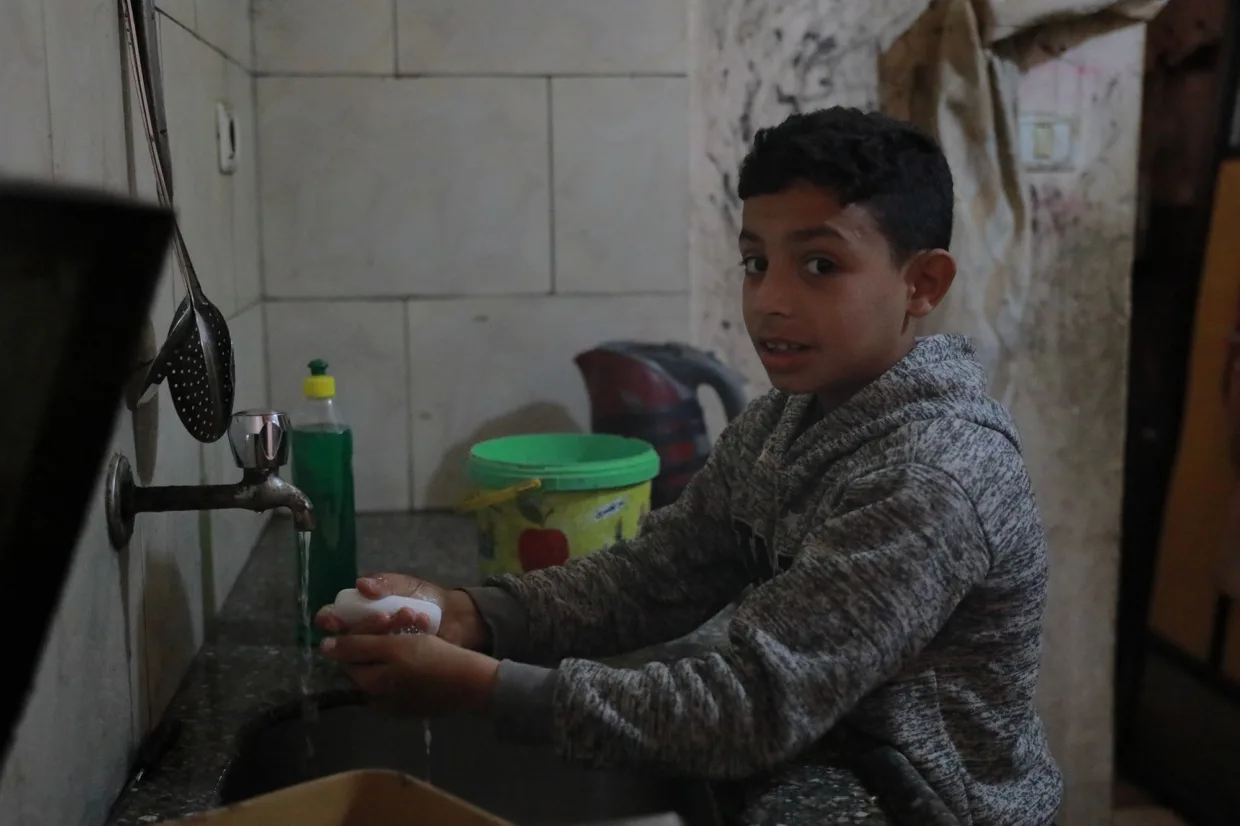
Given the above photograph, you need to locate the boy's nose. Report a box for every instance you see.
[750,268,799,317]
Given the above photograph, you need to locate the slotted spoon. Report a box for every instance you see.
[123,0,235,443]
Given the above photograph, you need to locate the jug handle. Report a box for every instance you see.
[669,348,749,422]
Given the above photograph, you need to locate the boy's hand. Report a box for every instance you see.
[315,574,488,650]
[320,632,499,715]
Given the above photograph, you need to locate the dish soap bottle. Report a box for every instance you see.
[291,359,358,645]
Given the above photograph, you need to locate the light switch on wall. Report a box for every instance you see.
[216,101,237,175]
[1019,115,1076,172]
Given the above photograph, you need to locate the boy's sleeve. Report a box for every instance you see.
[461,421,754,663]
[488,462,994,778]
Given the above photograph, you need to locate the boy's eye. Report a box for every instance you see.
[740,256,768,276]
[804,257,836,276]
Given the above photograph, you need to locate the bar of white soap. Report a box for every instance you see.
[330,588,442,636]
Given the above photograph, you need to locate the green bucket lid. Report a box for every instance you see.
[467,433,660,493]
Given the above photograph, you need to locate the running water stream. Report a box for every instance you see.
[296,528,434,782]
[296,530,317,760]
[424,719,433,784]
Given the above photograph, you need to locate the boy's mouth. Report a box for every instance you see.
[756,337,816,375]
[758,338,811,353]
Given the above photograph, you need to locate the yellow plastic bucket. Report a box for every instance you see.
[458,433,659,577]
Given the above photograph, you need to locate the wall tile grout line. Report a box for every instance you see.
[233,296,264,319]
[261,301,274,426]
[251,71,269,303]
[248,0,258,74]
[249,0,271,418]
[252,71,690,80]
[403,301,416,511]
[262,290,691,303]
[546,76,557,294]
[118,0,139,200]
[391,0,400,77]
[38,2,55,176]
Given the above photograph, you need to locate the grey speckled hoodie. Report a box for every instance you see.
[463,334,1063,826]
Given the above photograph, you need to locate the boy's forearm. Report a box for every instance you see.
[489,660,557,743]
[485,465,991,778]
[458,585,528,659]
[470,515,746,662]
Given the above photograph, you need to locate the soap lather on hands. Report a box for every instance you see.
[315,574,500,715]
[317,574,487,644]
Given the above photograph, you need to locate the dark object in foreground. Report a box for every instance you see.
[219,694,721,826]
[0,179,174,768]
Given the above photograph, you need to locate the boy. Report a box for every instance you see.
[317,107,1064,826]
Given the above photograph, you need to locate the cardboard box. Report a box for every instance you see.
[161,770,510,826]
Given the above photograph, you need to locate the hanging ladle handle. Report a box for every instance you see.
[121,0,206,307]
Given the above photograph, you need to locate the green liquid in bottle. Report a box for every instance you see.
[291,424,358,645]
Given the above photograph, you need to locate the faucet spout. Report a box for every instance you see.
[125,470,315,530]
[245,471,315,531]
[104,410,315,550]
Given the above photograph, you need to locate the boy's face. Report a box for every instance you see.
[739,181,954,404]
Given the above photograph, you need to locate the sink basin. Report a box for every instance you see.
[218,694,721,826]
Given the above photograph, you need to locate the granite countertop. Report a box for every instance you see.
[107,514,951,826]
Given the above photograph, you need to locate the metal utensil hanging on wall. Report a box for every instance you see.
[122,0,235,443]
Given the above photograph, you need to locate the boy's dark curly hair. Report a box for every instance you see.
[737,107,955,262]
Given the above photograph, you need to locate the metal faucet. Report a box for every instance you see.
[105,410,314,550]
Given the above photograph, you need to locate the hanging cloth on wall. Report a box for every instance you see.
[880,0,1166,404]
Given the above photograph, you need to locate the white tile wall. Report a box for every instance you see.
[138,405,205,726]
[229,62,263,311]
[161,15,238,316]
[266,301,411,511]
[407,294,691,508]
[0,2,145,822]
[395,0,687,75]
[253,0,395,75]
[255,0,694,511]
[154,7,266,620]
[552,77,689,294]
[206,304,270,612]
[258,76,552,298]
[0,0,54,177]
[139,6,273,720]
[0,415,137,826]
[195,0,252,68]
[6,0,695,813]
[125,32,209,730]
[0,1,265,821]
[43,0,129,189]
[155,0,195,30]
[0,1,177,821]
[155,0,252,69]
[140,443,207,722]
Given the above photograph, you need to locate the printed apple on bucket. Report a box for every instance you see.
[459,433,660,579]
[511,496,568,571]
[518,529,570,571]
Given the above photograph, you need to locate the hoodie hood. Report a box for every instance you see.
[762,334,1021,484]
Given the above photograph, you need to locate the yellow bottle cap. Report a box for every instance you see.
[304,359,336,399]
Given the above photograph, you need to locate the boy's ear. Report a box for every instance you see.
[905,250,956,319]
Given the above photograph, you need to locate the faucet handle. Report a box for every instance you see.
[228,410,291,471]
